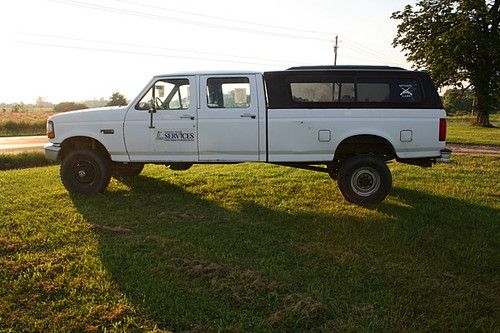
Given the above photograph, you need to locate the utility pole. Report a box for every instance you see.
[333,35,338,66]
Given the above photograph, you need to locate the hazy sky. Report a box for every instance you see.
[0,0,416,103]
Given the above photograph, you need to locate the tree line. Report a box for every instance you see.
[1,92,128,113]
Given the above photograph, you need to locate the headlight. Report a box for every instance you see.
[47,120,55,139]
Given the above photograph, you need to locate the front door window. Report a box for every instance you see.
[136,79,191,110]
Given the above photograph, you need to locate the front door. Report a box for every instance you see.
[197,75,259,161]
[124,76,198,162]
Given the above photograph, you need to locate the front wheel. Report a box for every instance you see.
[60,149,112,194]
[337,155,392,205]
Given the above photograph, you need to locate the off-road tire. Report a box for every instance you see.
[337,155,391,205]
[112,163,144,178]
[60,149,112,194]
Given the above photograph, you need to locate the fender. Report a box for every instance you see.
[333,128,397,158]
[58,129,130,162]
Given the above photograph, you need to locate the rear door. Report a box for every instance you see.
[197,75,259,161]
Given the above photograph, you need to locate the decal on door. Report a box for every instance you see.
[156,130,195,142]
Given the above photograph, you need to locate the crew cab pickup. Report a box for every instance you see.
[45,65,451,204]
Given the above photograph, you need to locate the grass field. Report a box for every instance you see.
[447,113,500,124]
[0,109,55,136]
[0,151,56,170]
[447,123,500,146]
[1,156,499,332]
[448,113,500,124]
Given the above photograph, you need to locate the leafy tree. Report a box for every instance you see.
[54,102,88,113]
[392,0,500,126]
[442,89,474,115]
[11,103,25,113]
[107,92,128,106]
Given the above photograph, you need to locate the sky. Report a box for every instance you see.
[0,0,416,104]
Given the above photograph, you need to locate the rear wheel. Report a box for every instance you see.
[337,155,391,204]
[60,149,111,194]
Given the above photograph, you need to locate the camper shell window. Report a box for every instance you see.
[264,70,440,109]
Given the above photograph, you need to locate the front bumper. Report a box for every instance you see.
[44,143,61,162]
[437,148,452,163]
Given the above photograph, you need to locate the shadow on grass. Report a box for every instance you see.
[70,175,499,332]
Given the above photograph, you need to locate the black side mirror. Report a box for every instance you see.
[148,99,156,128]
[148,99,156,113]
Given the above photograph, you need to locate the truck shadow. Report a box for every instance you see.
[69,175,499,332]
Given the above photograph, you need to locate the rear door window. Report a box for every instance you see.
[206,77,251,108]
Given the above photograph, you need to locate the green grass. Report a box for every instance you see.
[447,123,500,146]
[0,119,46,136]
[0,152,55,170]
[447,113,500,124]
[1,157,499,332]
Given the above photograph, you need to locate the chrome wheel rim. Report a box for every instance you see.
[350,166,380,197]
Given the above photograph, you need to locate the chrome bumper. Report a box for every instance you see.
[44,143,61,162]
[437,148,452,163]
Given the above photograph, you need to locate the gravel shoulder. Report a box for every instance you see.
[447,143,500,156]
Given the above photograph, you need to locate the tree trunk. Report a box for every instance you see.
[474,84,492,127]
[476,112,491,126]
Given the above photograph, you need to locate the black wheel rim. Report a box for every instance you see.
[72,160,97,185]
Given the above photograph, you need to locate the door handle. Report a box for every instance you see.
[180,114,195,120]
[240,113,256,119]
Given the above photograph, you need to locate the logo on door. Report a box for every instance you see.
[156,130,195,142]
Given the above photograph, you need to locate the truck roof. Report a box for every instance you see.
[286,65,409,71]
[153,66,417,78]
[154,70,261,78]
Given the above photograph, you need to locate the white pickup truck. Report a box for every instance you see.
[45,65,450,204]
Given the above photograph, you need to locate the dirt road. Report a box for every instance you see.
[447,143,500,156]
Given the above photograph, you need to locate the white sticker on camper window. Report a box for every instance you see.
[399,85,414,98]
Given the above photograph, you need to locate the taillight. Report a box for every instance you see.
[439,118,446,141]
[47,120,55,139]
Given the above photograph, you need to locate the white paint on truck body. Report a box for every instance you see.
[46,71,446,163]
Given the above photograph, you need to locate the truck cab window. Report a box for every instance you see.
[207,77,251,108]
[136,79,190,110]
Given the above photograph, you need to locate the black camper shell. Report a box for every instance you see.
[264,66,443,110]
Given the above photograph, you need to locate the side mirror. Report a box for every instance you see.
[148,99,156,113]
[148,99,156,129]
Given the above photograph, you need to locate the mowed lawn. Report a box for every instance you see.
[1,156,499,332]
[447,123,500,146]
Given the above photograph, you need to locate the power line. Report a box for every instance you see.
[333,35,338,65]
[111,0,332,37]
[20,32,304,65]
[341,43,407,67]
[341,39,407,67]
[48,0,333,42]
[43,0,407,67]
[343,38,400,60]
[15,40,292,67]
